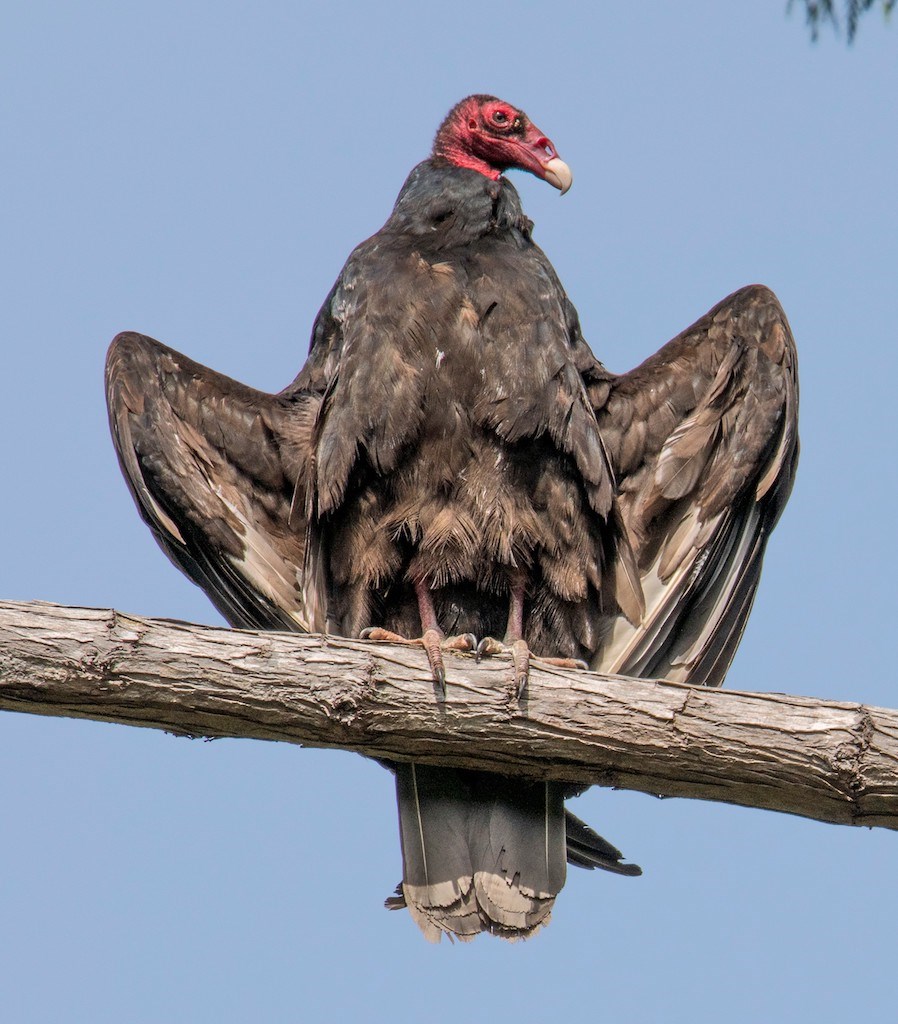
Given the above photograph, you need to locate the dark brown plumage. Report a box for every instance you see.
[105,95,798,942]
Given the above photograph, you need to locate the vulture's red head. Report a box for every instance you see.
[432,95,572,195]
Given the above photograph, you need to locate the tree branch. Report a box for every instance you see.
[1,599,896,829]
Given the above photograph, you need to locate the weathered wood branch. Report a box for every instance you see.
[1,599,896,829]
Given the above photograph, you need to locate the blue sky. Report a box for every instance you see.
[2,2,896,1021]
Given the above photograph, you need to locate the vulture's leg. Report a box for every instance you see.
[478,573,587,698]
[361,581,476,694]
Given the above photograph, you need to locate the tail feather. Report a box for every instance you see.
[404,878,483,943]
[394,764,566,942]
[470,778,565,938]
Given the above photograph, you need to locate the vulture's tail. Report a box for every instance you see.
[390,764,643,942]
[391,764,566,941]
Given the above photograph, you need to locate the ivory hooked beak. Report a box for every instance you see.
[542,156,573,195]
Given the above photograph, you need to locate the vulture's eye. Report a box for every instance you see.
[492,110,509,125]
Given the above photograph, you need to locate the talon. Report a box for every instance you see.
[443,632,478,653]
[475,636,505,661]
[360,626,407,643]
[433,663,446,697]
[421,628,447,694]
[535,655,589,672]
[511,638,530,699]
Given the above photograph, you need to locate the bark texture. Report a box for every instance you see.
[0,599,895,829]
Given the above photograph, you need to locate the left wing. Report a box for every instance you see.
[586,285,799,685]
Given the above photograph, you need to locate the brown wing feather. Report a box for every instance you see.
[105,331,327,632]
[591,284,799,684]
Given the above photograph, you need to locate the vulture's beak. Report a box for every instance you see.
[542,156,573,195]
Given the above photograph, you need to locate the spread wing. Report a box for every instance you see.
[105,331,328,633]
[589,284,799,685]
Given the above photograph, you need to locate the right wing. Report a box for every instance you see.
[105,331,327,633]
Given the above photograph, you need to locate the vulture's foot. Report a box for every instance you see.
[360,627,477,695]
[476,636,587,699]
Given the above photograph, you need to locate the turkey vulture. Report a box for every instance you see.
[105,95,799,942]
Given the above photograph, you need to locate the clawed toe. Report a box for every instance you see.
[475,636,531,698]
[534,655,589,672]
[474,638,588,699]
[510,638,531,699]
[475,636,505,660]
[419,627,447,695]
[443,632,478,653]
[360,626,406,643]
[359,626,480,696]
